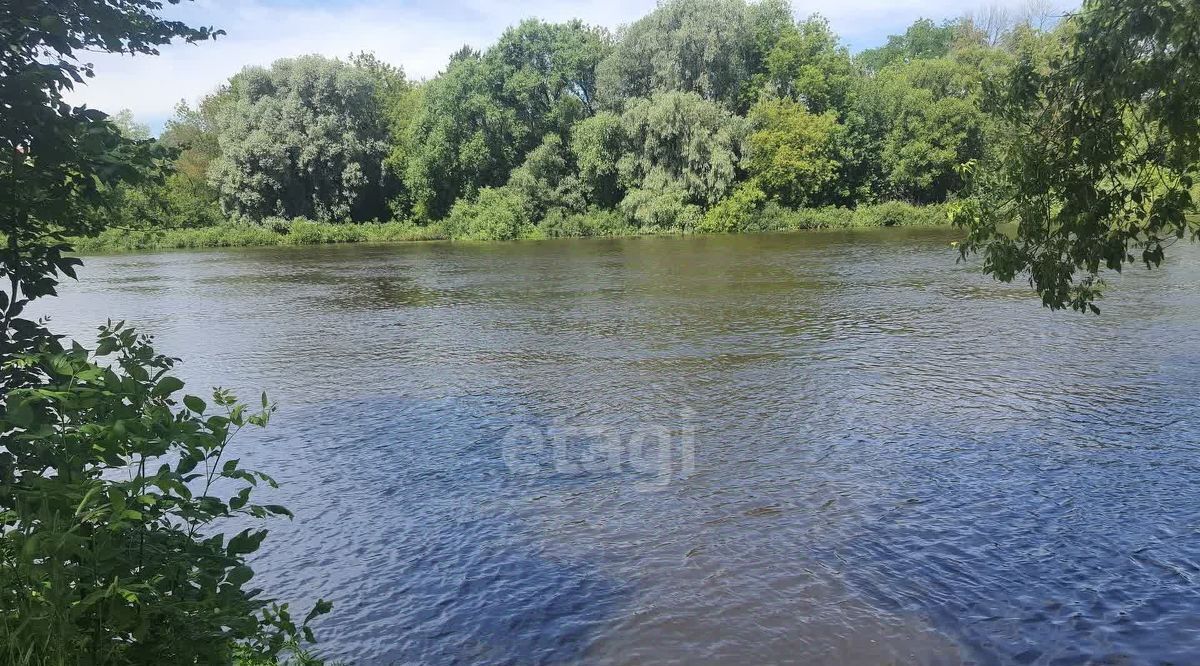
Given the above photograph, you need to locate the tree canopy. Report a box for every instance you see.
[84,0,1200,310]
[597,0,793,112]
[210,55,393,222]
[129,0,1047,237]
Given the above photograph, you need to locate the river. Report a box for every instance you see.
[39,229,1200,664]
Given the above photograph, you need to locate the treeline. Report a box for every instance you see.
[112,0,1065,242]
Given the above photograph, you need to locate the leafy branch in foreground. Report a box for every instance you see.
[953,0,1200,313]
[3,1,331,662]
[0,323,330,664]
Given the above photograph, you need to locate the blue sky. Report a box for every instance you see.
[69,0,1072,133]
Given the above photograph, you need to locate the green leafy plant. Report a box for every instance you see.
[2,1,331,662]
[954,0,1200,312]
[0,323,329,665]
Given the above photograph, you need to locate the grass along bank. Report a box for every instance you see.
[72,202,951,253]
[72,219,448,253]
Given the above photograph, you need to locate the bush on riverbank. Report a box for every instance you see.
[771,201,951,230]
[693,191,951,234]
[72,219,448,252]
[71,202,950,253]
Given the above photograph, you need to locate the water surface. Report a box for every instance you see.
[41,229,1200,664]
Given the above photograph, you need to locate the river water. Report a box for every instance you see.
[40,229,1200,664]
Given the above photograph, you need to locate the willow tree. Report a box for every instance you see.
[617,91,748,226]
[566,112,624,208]
[596,0,793,112]
[210,55,393,223]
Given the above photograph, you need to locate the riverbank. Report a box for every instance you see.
[71,202,950,253]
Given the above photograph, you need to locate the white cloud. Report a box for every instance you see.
[67,0,1073,131]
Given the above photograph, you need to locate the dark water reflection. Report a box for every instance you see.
[38,229,1200,664]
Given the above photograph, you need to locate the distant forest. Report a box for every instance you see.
[109,0,1066,239]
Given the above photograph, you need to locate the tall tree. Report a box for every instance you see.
[857,18,959,71]
[617,91,748,223]
[570,112,627,208]
[762,16,857,114]
[489,19,610,120]
[597,0,793,113]
[210,55,393,222]
[402,50,520,221]
[746,98,842,207]
[877,57,987,203]
[404,20,609,220]
[152,93,230,227]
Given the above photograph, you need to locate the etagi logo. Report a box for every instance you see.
[500,408,696,491]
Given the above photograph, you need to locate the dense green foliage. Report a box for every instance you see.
[1,1,327,663]
[209,55,394,222]
[74,220,447,253]
[596,0,792,112]
[402,20,609,220]
[616,91,748,225]
[5,2,1191,660]
[953,0,1200,312]
[0,327,326,664]
[118,0,1059,244]
[745,98,840,207]
[71,202,946,252]
[85,0,1200,308]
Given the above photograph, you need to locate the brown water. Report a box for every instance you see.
[40,229,1200,664]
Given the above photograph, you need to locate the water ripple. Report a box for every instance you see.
[36,229,1200,664]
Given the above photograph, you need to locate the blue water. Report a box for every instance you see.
[43,229,1200,664]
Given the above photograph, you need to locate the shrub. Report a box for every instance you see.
[65,202,950,254]
[766,202,948,230]
[70,221,449,253]
[0,323,330,664]
[769,205,854,230]
[444,187,531,241]
[537,208,633,238]
[618,181,703,232]
[697,182,767,233]
[851,200,947,227]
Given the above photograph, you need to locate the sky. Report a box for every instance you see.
[68,0,1072,133]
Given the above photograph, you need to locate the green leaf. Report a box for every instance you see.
[183,395,206,413]
[229,487,250,510]
[177,456,198,475]
[227,529,266,556]
[304,599,334,625]
[263,505,294,518]
[226,565,254,587]
[151,376,185,398]
[5,400,34,428]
